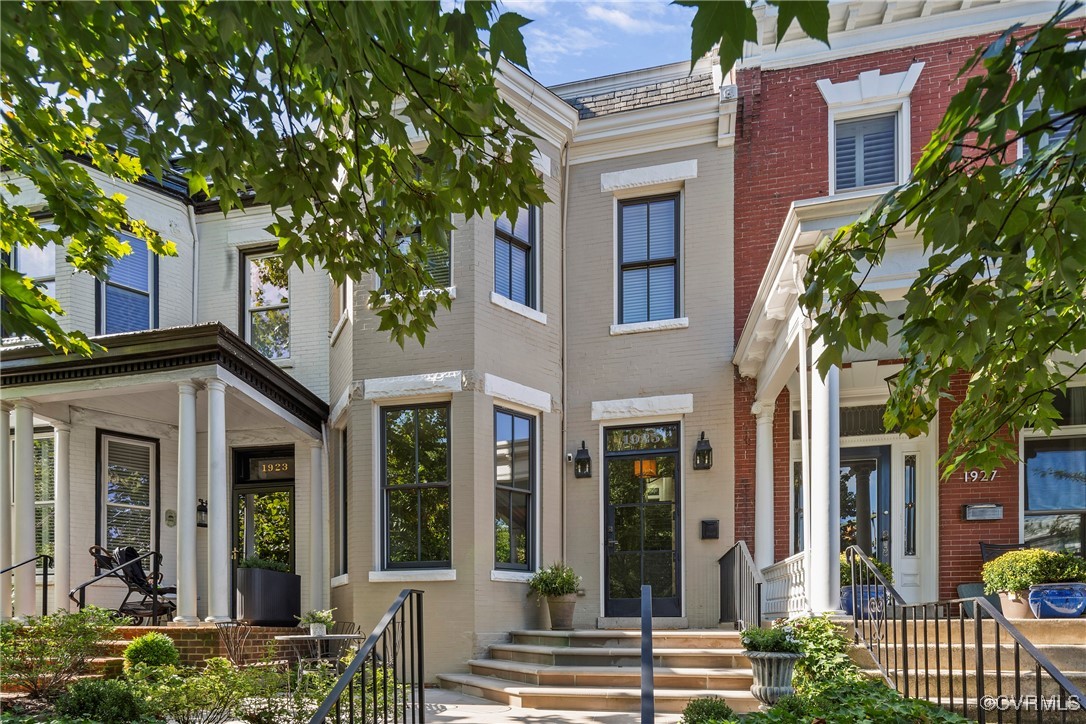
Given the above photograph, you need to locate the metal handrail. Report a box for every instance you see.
[846,545,1085,721]
[719,540,764,630]
[1,554,53,616]
[69,550,166,625]
[309,589,425,723]
[640,584,654,722]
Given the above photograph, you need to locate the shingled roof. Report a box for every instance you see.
[564,72,717,120]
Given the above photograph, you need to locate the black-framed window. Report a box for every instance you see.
[835,114,897,191]
[618,195,679,324]
[494,408,534,570]
[382,404,451,569]
[3,243,56,340]
[1025,435,1086,555]
[494,208,536,308]
[243,250,290,360]
[99,433,156,552]
[98,231,156,335]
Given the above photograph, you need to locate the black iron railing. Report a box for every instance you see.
[846,545,1085,722]
[1,554,53,616]
[310,589,425,724]
[640,584,654,721]
[719,540,764,630]
[69,550,167,625]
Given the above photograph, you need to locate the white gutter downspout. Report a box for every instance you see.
[186,205,200,324]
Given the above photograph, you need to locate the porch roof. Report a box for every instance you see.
[0,322,328,432]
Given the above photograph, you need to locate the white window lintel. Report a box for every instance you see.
[600,159,697,194]
[591,394,694,421]
[816,62,925,108]
[484,373,552,413]
[363,371,463,400]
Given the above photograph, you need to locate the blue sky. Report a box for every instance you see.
[499,1,698,87]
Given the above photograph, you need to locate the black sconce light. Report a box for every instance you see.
[196,499,208,528]
[693,432,713,470]
[573,441,592,479]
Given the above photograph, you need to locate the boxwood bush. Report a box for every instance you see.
[55,677,151,723]
[123,631,180,670]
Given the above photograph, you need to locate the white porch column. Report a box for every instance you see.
[308,440,325,611]
[174,382,200,624]
[13,401,36,618]
[53,422,71,612]
[753,400,776,569]
[205,379,231,622]
[0,403,12,621]
[808,337,841,613]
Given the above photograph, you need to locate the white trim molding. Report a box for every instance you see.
[363,371,463,400]
[490,570,534,583]
[610,317,689,336]
[531,149,553,178]
[368,569,457,583]
[591,394,694,421]
[816,63,924,108]
[330,574,350,588]
[600,159,698,193]
[483,374,552,413]
[490,292,548,325]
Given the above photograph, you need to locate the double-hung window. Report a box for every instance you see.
[494,408,534,570]
[1022,93,1074,160]
[4,243,56,339]
[834,115,897,191]
[34,435,55,562]
[244,251,290,360]
[99,232,155,334]
[382,404,451,568]
[618,195,680,324]
[100,434,156,552]
[394,224,451,291]
[332,427,348,577]
[494,208,536,308]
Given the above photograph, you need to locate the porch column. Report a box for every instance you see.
[53,422,71,612]
[753,400,775,569]
[308,440,325,611]
[808,337,841,613]
[174,382,200,624]
[0,403,12,621]
[13,401,36,618]
[205,379,231,623]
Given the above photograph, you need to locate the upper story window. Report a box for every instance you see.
[397,225,451,290]
[494,208,537,309]
[619,195,680,324]
[12,243,56,298]
[99,232,156,335]
[834,115,897,191]
[244,251,290,360]
[1022,93,1074,160]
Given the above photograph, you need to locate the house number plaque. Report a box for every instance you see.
[963,469,998,483]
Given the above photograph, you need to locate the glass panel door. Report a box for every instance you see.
[840,446,890,563]
[232,448,295,619]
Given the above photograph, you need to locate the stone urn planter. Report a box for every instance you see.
[747,651,803,706]
[546,594,577,631]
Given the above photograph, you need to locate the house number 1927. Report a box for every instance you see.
[964,469,998,483]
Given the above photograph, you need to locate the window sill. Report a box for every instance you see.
[490,570,533,583]
[610,318,689,336]
[330,313,350,346]
[331,574,350,588]
[490,292,547,325]
[272,358,294,369]
[373,286,456,309]
[368,569,456,583]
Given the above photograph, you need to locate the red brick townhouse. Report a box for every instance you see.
[729,0,1082,614]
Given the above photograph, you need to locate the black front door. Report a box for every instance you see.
[604,424,681,617]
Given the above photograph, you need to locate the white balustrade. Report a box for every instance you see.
[761,551,810,618]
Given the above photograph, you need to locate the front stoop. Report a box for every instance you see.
[437,629,760,714]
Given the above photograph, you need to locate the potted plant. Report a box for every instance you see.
[528,562,581,631]
[741,619,803,707]
[983,549,1086,619]
[236,556,300,626]
[839,553,893,619]
[297,608,335,636]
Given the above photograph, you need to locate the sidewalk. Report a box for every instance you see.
[422,688,683,723]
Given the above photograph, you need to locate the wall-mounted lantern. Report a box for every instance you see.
[573,441,592,479]
[196,499,209,528]
[693,432,713,470]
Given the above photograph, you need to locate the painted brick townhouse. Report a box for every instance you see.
[1,0,1079,682]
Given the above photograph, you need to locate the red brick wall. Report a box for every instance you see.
[117,625,299,666]
[936,373,1020,600]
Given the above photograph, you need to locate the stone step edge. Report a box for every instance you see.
[467,659,753,677]
[491,643,747,656]
[437,672,759,700]
[509,629,742,638]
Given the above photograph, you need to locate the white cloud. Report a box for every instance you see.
[500,0,553,18]
[583,4,658,34]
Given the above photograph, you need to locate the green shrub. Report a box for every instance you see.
[840,553,894,586]
[528,562,580,598]
[54,678,150,723]
[132,658,250,724]
[790,614,864,694]
[237,555,290,573]
[680,695,736,723]
[0,606,121,698]
[745,680,970,723]
[982,548,1086,594]
[740,619,802,654]
[123,631,180,670]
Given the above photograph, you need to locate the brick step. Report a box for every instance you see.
[490,643,749,668]
[851,643,1086,672]
[466,658,754,689]
[437,672,761,714]
[509,629,743,650]
[0,673,107,695]
[87,656,125,677]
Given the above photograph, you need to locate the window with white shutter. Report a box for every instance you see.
[835,115,897,191]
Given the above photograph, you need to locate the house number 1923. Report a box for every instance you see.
[964,469,998,483]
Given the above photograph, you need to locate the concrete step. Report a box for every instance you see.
[465,658,753,690]
[850,618,1086,647]
[436,672,762,714]
[851,642,1086,672]
[509,629,743,650]
[880,667,1086,700]
[490,643,749,669]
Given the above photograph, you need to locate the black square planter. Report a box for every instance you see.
[236,567,301,625]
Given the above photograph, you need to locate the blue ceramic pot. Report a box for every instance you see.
[840,585,887,619]
[1027,582,1086,619]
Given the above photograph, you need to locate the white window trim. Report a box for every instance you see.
[331,574,350,588]
[611,193,686,328]
[600,160,697,193]
[491,292,548,325]
[99,433,157,552]
[363,371,463,401]
[818,62,924,195]
[330,277,351,346]
[591,394,694,422]
[610,317,689,336]
[368,569,457,582]
[491,569,533,583]
[484,374,551,414]
[371,229,455,307]
[493,405,542,573]
[492,207,543,313]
